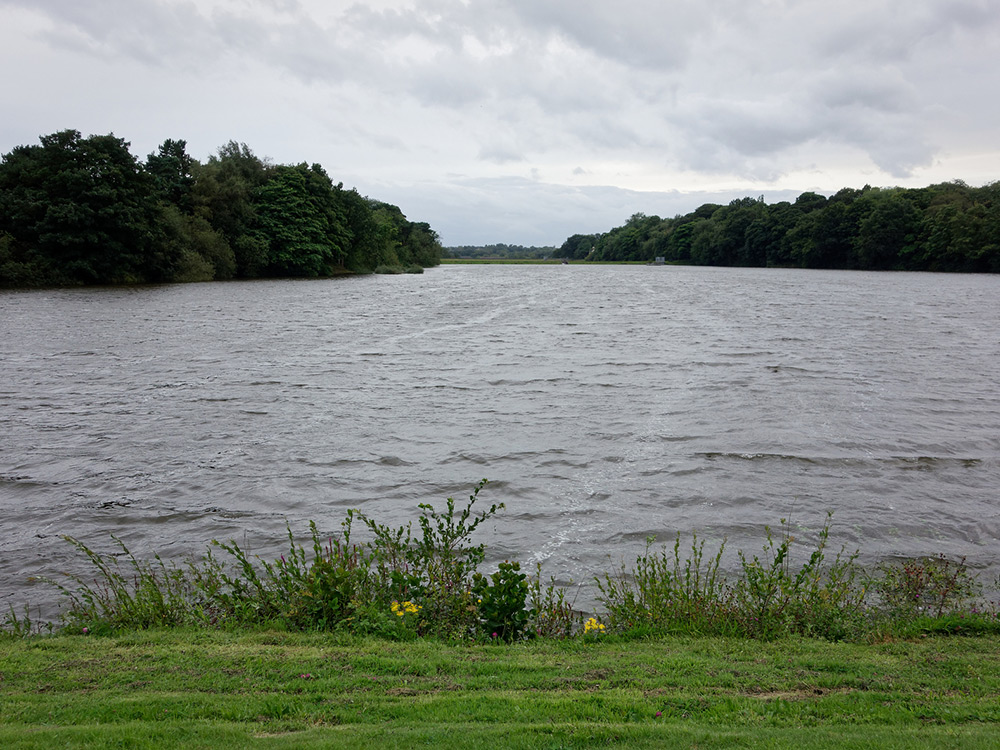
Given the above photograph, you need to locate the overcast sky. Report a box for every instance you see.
[2,0,999,246]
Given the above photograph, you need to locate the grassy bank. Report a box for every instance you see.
[4,482,999,746]
[2,629,999,748]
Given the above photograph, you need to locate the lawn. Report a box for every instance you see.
[2,629,998,748]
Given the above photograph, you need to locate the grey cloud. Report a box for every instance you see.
[504,0,712,71]
[10,0,221,68]
[821,0,1000,63]
[380,175,813,246]
[476,145,524,165]
[4,0,999,244]
[817,74,915,114]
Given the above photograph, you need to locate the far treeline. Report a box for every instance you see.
[561,182,1000,272]
[446,243,559,259]
[0,130,442,287]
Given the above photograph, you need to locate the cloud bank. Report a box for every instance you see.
[2,0,999,244]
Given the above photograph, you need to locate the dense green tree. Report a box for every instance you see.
[794,191,828,213]
[145,139,195,212]
[253,163,350,276]
[144,139,236,280]
[352,200,442,270]
[401,221,443,267]
[155,203,236,281]
[591,213,664,262]
[558,234,600,259]
[853,190,921,270]
[190,142,270,277]
[0,129,166,284]
[720,197,768,266]
[665,218,700,262]
[0,130,446,286]
[689,214,725,265]
[784,201,851,269]
[565,180,997,274]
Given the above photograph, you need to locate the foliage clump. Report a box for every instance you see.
[5,482,999,643]
[0,130,442,287]
[598,516,997,641]
[570,182,1000,272]
[19,480,572,642]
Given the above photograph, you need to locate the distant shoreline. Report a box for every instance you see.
[440,258,654,265]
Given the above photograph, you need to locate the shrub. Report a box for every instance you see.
[597,532,734,635]
[472,561,531,642]
[351,478,504,638]
[731,516,866,640]
[17,489,997,643]
[527,565,579,638]
[872,555,981,619]
[598,515,869,640]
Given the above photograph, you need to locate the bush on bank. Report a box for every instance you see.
[4,480,998,642]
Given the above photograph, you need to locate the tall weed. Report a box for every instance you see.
[13,486,998,642]
[527,565,579,638]
[599,515,869,640]
[352,478,503,637]
[872,554,981,619]
[598,533,734,635]
[41,535,213,632]
[732,515,866,639]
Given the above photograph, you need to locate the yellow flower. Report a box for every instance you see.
[391,600,421,617]
[583,617,606,635]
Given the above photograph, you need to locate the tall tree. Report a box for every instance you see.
[253,163,350,276]
[145,139,195,212]
[853,190,921,270]
[0,129,164,284]
[192,141,270,277]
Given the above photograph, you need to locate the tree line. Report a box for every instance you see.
[0,130,442,287]
[446,243,559,259]
[561,182,1000,272]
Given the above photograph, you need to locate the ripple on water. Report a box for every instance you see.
[1,266,999,612]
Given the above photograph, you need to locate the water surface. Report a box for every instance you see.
[2,265,998,616]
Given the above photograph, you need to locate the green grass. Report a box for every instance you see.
[2,629,999,748]
[3,489,996,747]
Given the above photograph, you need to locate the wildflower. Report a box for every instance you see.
[655,711,662,718]
[391,600,421,617]
[82,627,89,635]
[583,617,606,635]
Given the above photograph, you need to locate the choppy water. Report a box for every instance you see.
[2,264,998,618]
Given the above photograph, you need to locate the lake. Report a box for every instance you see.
[2,264,998,618]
